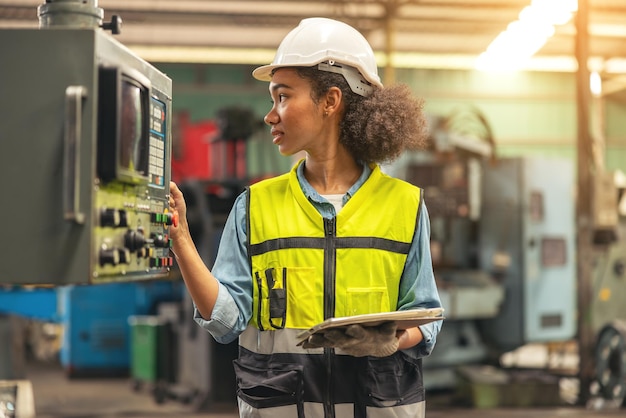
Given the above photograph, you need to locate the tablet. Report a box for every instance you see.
[296,307,444,345]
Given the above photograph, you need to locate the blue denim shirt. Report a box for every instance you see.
[194,160,442,358]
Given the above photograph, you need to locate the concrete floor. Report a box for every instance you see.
[17,360,624,418]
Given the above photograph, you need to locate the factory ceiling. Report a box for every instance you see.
[1,0,626,78]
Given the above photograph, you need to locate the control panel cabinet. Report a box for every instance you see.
[0,28,173,284]
[478,157,577,350]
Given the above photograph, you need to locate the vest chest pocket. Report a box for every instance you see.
[345,287,390,317]
[253,266,322,330]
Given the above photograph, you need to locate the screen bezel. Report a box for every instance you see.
[97,66,152,185]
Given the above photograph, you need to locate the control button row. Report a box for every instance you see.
[101,208,176,229]
[150,212,174,225]
[150,257,173,268]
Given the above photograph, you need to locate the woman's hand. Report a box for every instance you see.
[169,181,191,244]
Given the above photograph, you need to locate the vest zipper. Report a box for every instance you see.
[323,218,336,320]
[323,218,337,418]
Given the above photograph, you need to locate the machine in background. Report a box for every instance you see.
[0,0,174,286]
[58,280,183,378]
[392,109,626,406]
[0,281,182,378]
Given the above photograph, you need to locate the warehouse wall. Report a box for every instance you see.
[157,63,626,175]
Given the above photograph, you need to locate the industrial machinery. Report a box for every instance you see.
[397,150,575,384]
[392,109,626,406]
[0,4,177,416]
[0,0,174,285]
[588,173,626,405]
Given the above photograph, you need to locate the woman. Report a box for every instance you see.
[169,17,442,418]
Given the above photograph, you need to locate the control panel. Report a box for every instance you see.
[92,93,174,281]
[0,27,173,285]
[93,185,174,279]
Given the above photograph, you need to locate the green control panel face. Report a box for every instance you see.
[93,183,173,281]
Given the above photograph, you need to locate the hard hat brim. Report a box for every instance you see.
[253,61,383,88]
[252,63,305,82]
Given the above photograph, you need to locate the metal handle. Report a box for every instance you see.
[64,85,87,224]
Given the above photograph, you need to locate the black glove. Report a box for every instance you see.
[302,321,399,357]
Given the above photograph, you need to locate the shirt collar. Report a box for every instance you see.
[296,159,372,206]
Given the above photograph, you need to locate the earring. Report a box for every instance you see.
[324,111,329,117]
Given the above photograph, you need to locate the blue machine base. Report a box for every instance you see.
[58,280,183,378]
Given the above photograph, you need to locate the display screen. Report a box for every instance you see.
[97,67,155,185]
[119,80,149,177]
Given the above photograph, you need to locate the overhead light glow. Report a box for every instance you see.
[590,71,602,96]
[476,0,578,71]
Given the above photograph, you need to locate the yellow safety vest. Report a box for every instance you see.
[247,162,422,331]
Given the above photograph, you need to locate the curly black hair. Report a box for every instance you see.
[295,66,428,164]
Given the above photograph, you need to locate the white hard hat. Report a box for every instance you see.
[253,17,382,97]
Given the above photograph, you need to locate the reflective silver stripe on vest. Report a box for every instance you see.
[238,397,299,418]
[239,326,370,357]
[239,327,394,355]
[367,401,425,418]
[239,326,319,355]
[237,398,425,418]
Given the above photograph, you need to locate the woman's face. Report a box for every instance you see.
[264,68,329,157]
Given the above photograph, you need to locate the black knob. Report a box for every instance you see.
[99,248,119,266]
[102,15,122,35]
[124,229,146,252]
[100,208,120,228]
[150,233,169,248]
[118,209,129,227]
[118,248,131,265]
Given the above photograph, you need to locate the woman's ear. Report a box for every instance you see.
[324,86,343,117]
